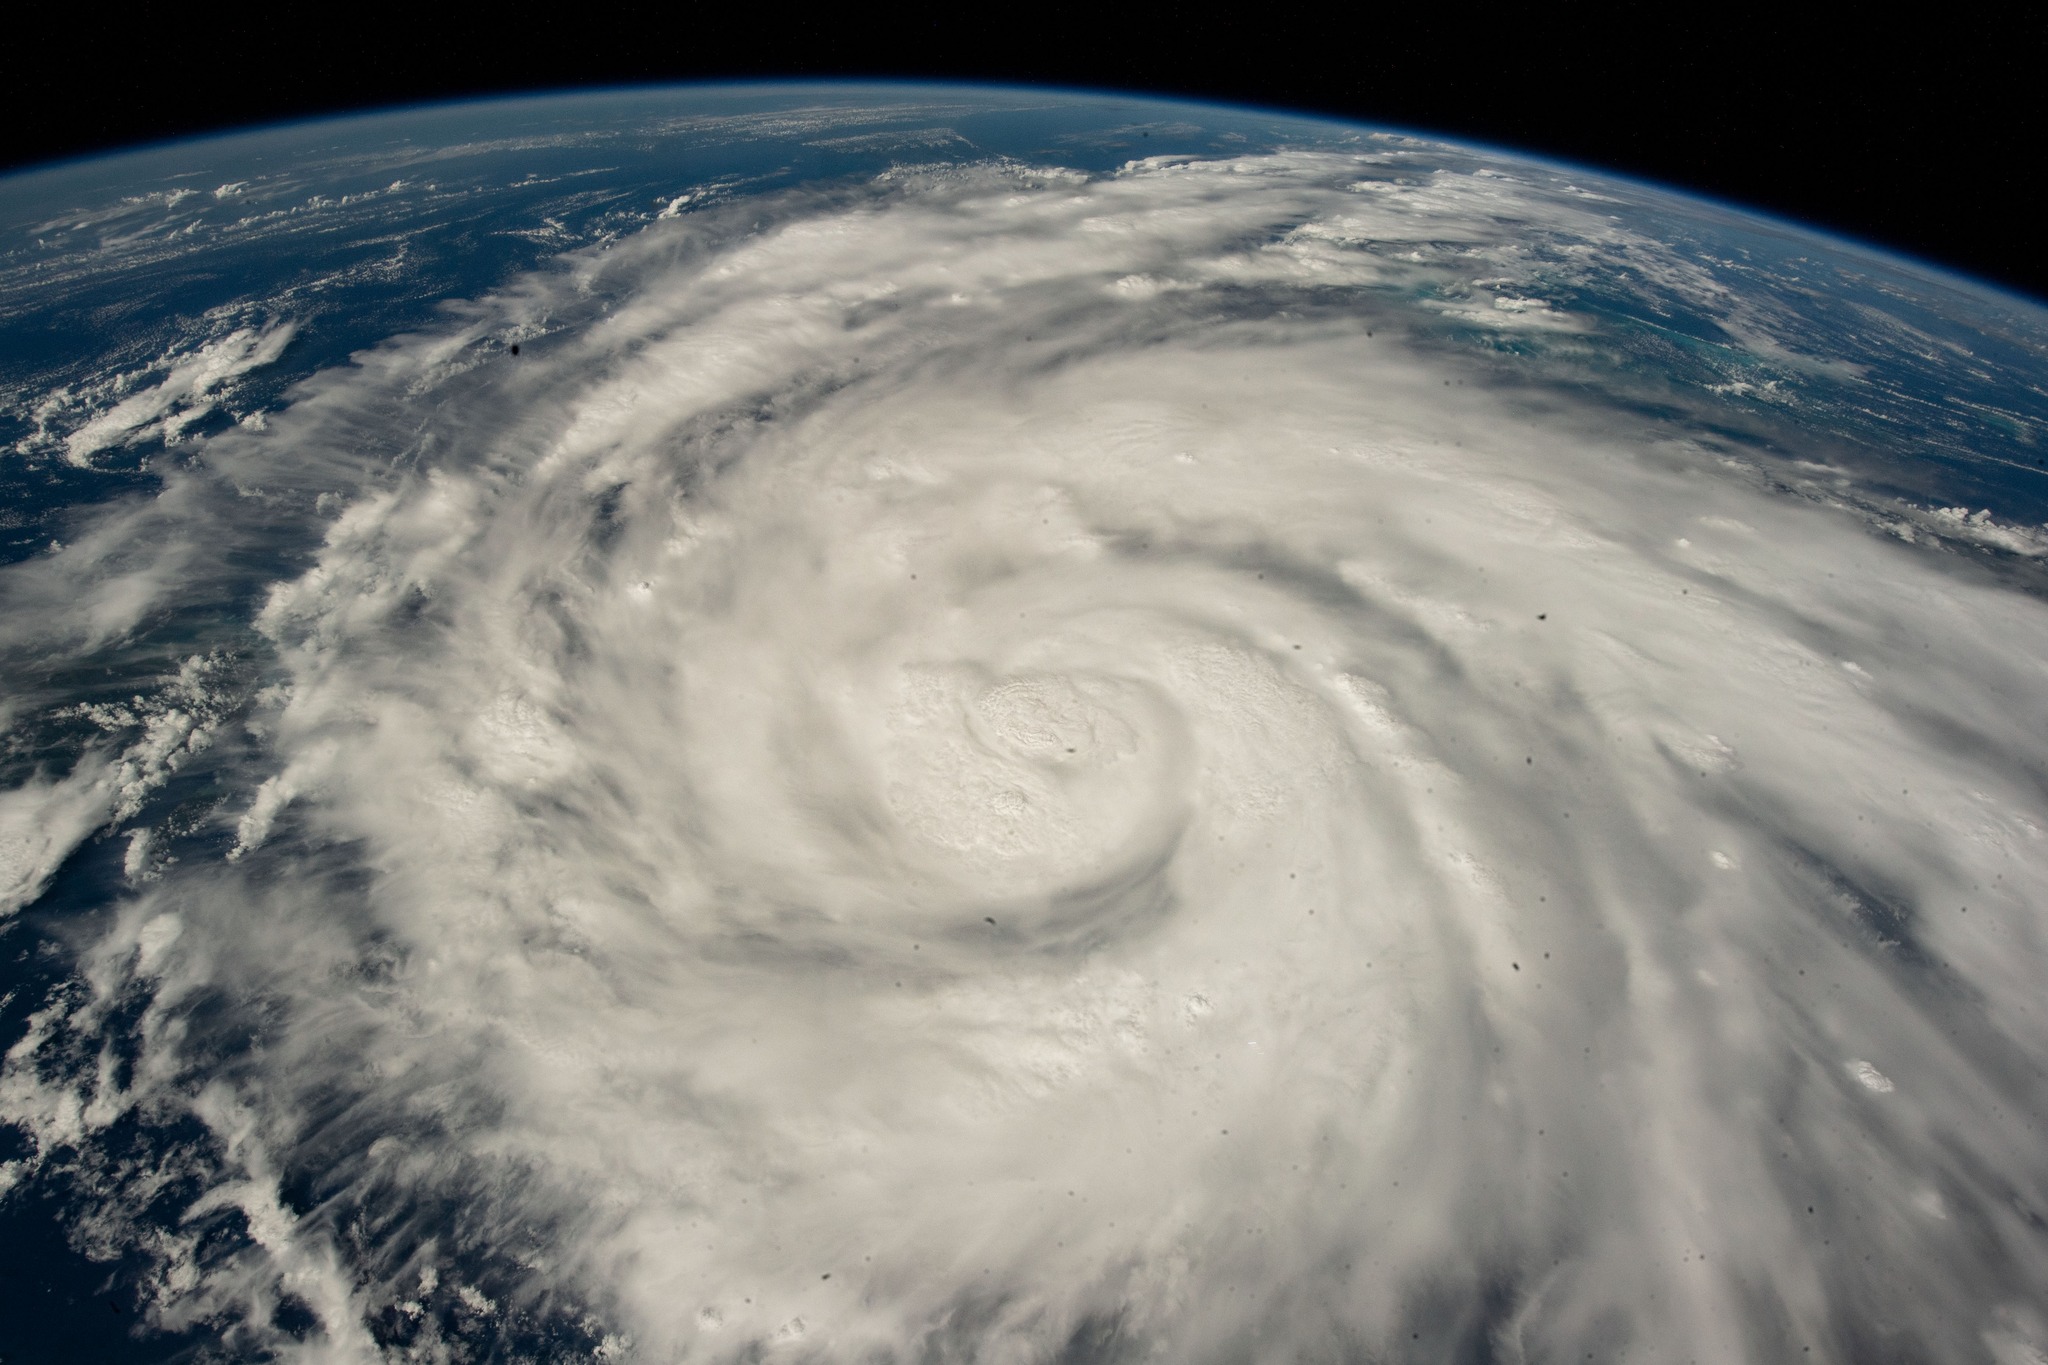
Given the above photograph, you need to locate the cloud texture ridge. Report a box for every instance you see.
[7,148,2048,1364]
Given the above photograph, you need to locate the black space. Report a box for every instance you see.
[2,5,2045,300]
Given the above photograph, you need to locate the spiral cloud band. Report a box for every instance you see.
[7,145,2048,1363]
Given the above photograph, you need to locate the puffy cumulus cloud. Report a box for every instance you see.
[11,319,298,466]
[6,150,2048,1364]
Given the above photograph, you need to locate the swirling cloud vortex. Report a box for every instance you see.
[13,151,2048,1363]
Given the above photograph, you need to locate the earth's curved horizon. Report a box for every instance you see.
[4,82,2048,1365]
[14,80,2039,314]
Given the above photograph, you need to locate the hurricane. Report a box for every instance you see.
[5,102,2048,1365]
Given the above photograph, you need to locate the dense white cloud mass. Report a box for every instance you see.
[7,148,2048,1364]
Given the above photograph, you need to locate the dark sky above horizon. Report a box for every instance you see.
[3,6,2044,301]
